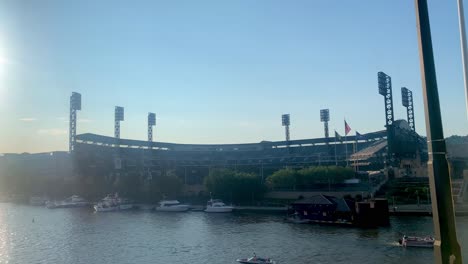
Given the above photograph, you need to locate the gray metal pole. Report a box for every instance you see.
[457,0,468,119]
[414,0,463,263]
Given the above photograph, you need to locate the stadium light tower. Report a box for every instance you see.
[148,112,156,142]
[69,92,81,153]
[281,114,290,143]
[378,72,394,127]
[114,106,124,138]
[401,87,415,131]
[320,109,330,142]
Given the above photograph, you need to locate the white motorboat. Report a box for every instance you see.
[94,194,134,212]
[284,213,310,224]
[29,196,48,206]
[46,195,89,209]
[155,200,190,212]
[236,254,275,264]
[398,235,435,248]
[204,199,234,213]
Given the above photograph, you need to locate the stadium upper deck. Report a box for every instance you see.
[75,130,387,152]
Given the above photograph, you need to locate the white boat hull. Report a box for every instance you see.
[94,205,119,212]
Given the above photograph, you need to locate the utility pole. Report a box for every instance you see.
[415,0,462,263]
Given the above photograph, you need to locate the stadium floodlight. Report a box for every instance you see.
[281,114,290,126]
[148,112,156,142]
[401,87,415,131]
[281,114,290,142]
[115,106,125,138]
[71,92,81,110]
[69,92,82,152]
[320,109,330,122]
[115,106,124,121]
[320,109,330,142]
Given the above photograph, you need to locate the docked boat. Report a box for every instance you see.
[46,195,89,209]
[398,235,435,248]
[284,213,310,224]
[29,196,48,206]
[155,200,190,212]
[94,194,134,212]
[204,199,234,213]
[94,194,119,212]
[236,254,275,264]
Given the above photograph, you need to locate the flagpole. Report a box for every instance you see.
[344,119,348,167]
[334,131,337,166]
[457,0,468,119]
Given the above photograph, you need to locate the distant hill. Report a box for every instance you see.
[446,135,468,158]
[446,135,468,144]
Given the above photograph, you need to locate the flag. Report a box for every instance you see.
[345,120,352,135]
[356,131,364,140]
[335,131,343,142]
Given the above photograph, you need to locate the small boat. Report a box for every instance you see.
[94,194,134,212]
[398,235,435,248]
[204,199,234,213]
[155,200,190,212]
[284,212,310,224]
[236,254,275,264]
[46,195,89,209]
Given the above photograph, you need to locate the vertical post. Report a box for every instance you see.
[415,0,462,263]
[334,135,338,166]
[457,0,468,119]
[345,134,348,166]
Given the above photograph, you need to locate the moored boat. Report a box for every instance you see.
[398,235,434,248]
[236,254,275,264]
[155,200,190,212]
[46,195,89,209]
[284,212,310,224]
[204,199,234,213]
[94,193,134,212]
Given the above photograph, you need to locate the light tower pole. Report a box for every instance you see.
[415,0,462,262]
[148,112,156,142]
[69,92,81,153]
[115,106,124,139]
[401,87,416,131]
[281,114,290,145]
[377,71,395,161]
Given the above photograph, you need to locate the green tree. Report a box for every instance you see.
[204,168,265,204]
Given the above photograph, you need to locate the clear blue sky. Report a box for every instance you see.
[0,0,467,153]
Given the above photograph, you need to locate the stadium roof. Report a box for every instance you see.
[76,130,387,152]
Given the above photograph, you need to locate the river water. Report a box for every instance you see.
[0,203,467,264]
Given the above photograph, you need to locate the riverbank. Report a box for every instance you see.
[389,203,468,216]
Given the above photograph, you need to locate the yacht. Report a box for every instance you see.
[204,199,234,213]
[94,194,134,212]
[398,235,435,248]
[94,194,119,212]
[46,195,89,209]
[155,200,190,212]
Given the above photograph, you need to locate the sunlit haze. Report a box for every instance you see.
[0,0,467,153]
